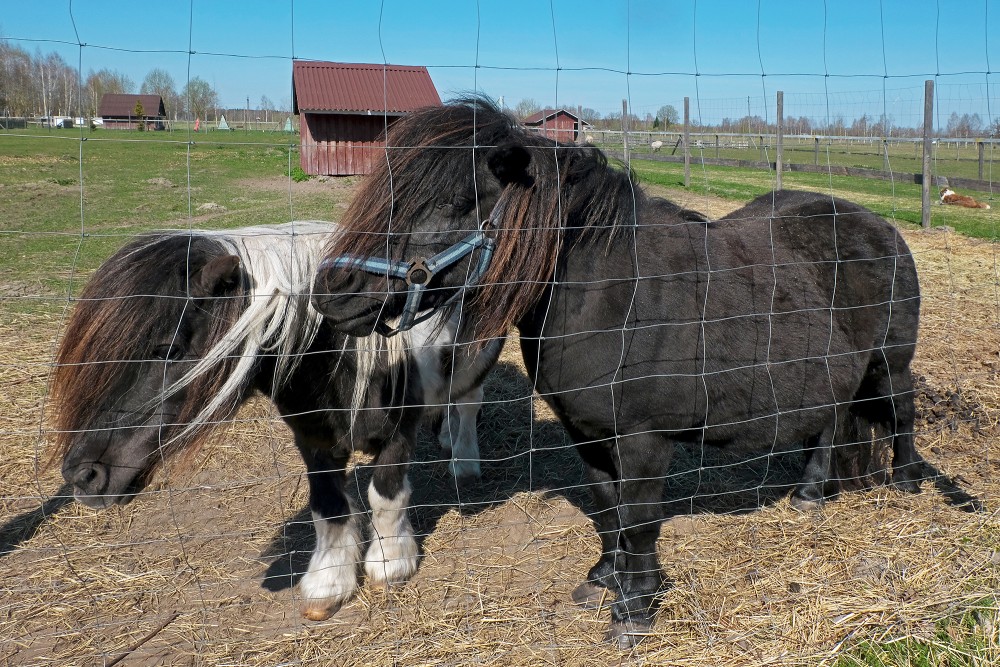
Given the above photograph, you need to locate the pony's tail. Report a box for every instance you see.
[831,412,893,493]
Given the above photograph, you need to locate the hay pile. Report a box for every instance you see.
[1,219,998,666]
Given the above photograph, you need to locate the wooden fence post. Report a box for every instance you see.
[883,138,890,172]
[979,140,985,181]
[814,136,819,166]
[715,134,720,159]
[776,91,783,191]
[921,79,934,229]
[683,97,690,188]
[622,99,629,167]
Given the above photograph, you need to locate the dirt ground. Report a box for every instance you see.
[1,191,999,666]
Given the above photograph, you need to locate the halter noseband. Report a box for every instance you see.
[318,200,502,336]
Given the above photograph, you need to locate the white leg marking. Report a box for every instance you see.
[364,478,419,586]
[299,508,361,620]
[447,384,483,481]
[438,404,458,456]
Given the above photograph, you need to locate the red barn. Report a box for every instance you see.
[522,108,587,142]
[292,61,441,176]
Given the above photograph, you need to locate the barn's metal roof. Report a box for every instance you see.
[292,61,441,115]
[97,94,166,118]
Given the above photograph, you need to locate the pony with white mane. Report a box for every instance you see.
[53,221,501,620]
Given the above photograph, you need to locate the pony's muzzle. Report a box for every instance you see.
[311,265,390,335]
[63,460,113,509]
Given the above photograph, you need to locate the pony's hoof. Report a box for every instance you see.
[892,468,923,494]
[893,479,922,494]
[892,461,926,493]
[571,581,612,610]
[301,601,340,621]
[605,620,651,649]
[789,493,824,512]
[449,459,482,483]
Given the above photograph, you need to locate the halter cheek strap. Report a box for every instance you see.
[318,203,501,336]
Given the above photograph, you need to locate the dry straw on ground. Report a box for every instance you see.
[1,195,998,666]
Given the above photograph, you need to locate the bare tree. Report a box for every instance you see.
[946,112,983,138]
[259,94,274,124]
[182,77,218,121]
[84,68,135,117]
[513,98,541,120]
[141,68,179,119]
[0,40,36,116]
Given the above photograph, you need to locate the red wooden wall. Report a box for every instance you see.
[300,113,398,176]
[529,112,579,142]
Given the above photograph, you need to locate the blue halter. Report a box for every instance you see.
[318,210,499,336]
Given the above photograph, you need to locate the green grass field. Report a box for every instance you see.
[3,127,999,317]
[1,127,346,310]
[630,158,1000,240]
[602,135,1000,183]
[836,599,999,667]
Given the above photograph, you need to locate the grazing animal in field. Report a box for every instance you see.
[650,140,663,152]
[310,97,924,647]
[940,187,991,209]
[53,222,501,621]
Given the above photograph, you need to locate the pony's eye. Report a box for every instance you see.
[437,195,473,214]
[151,345,183,361]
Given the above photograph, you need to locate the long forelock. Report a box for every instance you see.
[327,97,525,262]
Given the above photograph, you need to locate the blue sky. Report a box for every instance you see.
[4,0,1000,126]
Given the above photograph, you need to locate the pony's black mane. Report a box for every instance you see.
[457,95,649,239]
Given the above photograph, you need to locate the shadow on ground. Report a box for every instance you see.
[0,483,75,557]
[258,360,814,591]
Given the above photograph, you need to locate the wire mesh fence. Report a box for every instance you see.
[2,1,999,665]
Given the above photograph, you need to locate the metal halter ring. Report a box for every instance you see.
[405,259,432,286]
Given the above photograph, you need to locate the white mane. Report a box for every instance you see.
[152,221,409,442]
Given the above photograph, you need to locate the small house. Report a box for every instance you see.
[292,61,441,176]
[98,94,167,130]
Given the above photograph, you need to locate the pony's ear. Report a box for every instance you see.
[192,255,241,297]
[486,143,533,186]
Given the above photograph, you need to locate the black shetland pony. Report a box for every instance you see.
[53,222,501,621]
[311,98,923,646]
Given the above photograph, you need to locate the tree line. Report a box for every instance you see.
[0,40,285,122]
[510,97,1000,139]
[3,41,995,137]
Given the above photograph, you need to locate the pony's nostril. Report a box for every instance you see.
[321,267,358,294]
[71,464,107,494]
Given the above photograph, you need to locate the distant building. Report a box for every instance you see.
[292,61,441,176]
[522,108,589,142]
[98,94,167,130]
